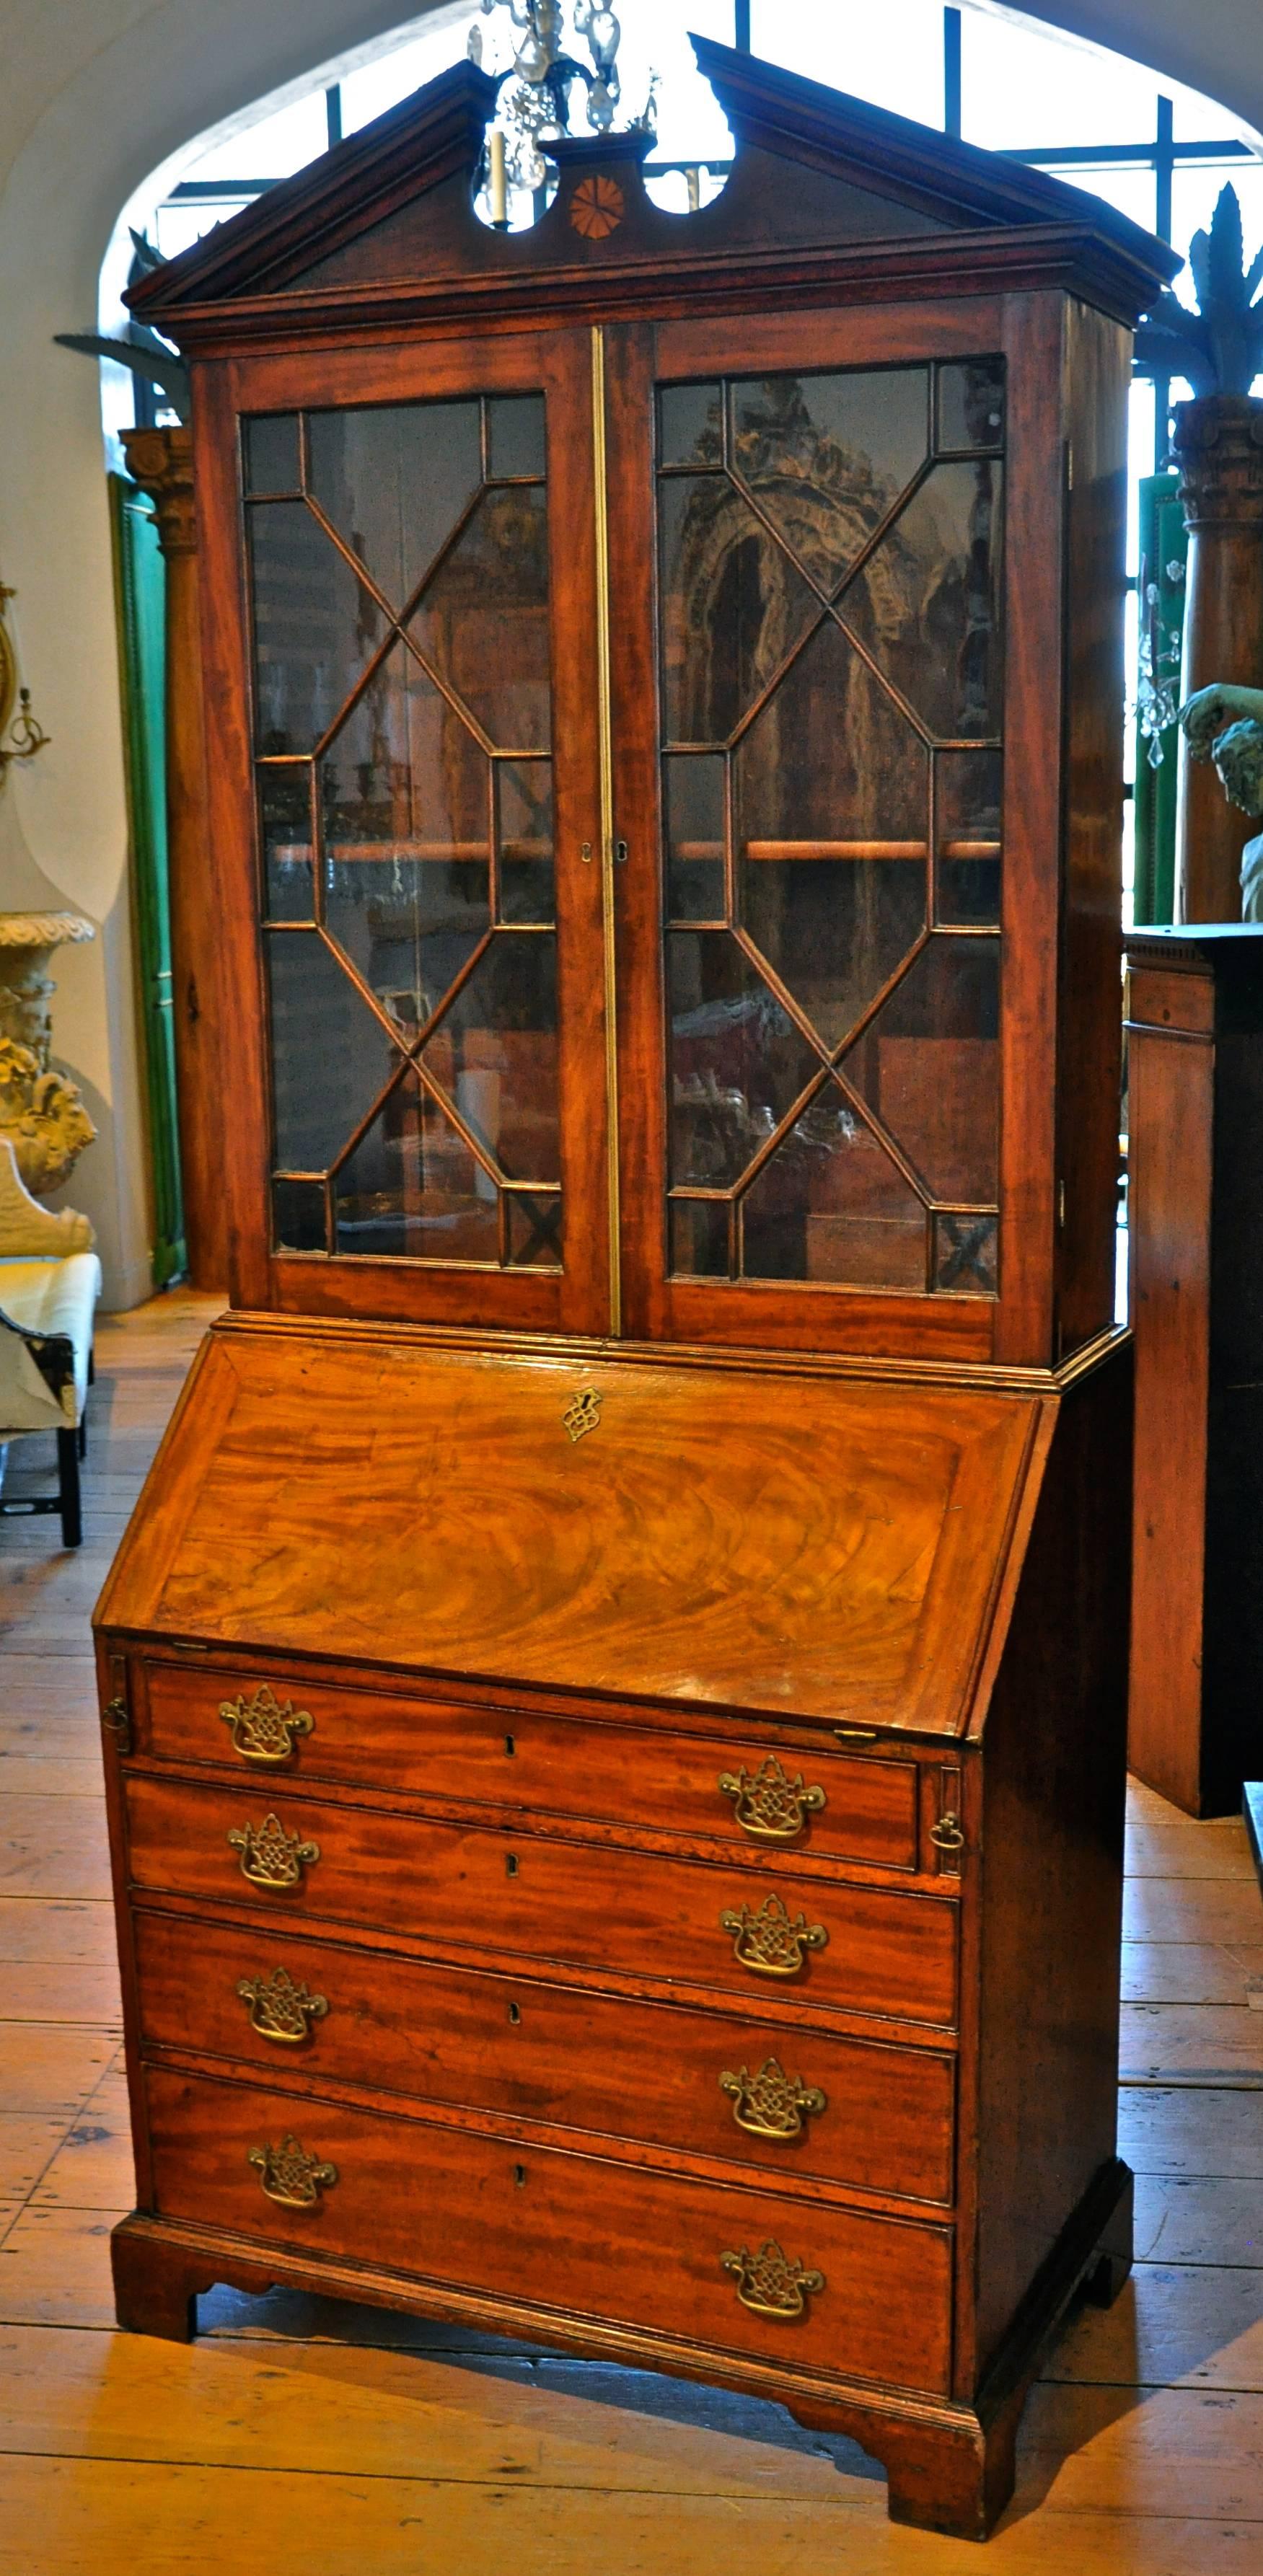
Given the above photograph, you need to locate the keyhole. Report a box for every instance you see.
[507,2001,522,2025]
[512,2163,527,2188]
[505,1852,519,1877]
[504,1734,516,1757]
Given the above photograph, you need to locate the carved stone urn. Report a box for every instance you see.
[0,910,97,1194]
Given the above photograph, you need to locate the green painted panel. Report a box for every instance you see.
[110,472,185,1283]
[1132,472,1187,928]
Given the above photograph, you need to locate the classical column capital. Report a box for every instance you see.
[120,425,198,557]
[1171,394,1263,534]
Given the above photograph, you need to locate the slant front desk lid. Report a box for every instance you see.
[97,1326,1048,1735]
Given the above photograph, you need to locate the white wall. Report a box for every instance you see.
[0,0,1259,1304]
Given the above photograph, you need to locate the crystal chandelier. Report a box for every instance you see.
[467,2,656,213]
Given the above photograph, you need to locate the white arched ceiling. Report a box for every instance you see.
[0,0,1257,1300]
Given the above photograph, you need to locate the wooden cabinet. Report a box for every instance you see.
[97,38,1171,2541]
[1126,926,1263,1814]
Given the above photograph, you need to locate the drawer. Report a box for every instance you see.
[139,1658,920,1871]
[144,2063,954,2396]
[124,1774,957,2028]
[133,1907,956,2203]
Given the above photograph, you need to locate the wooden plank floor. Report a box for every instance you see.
[0,1288,1259,2572]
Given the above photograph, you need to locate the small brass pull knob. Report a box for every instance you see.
[720,1892,827,1979]
[247,2133,337,2208]
[721,2238,824,2320]
[237,1965,327,2044]
[227,1812,320,1889]
[718,1755,825,1843]
[929,1811,965,1853]
[220,1684,314,1765]
[719,2056,826,2140]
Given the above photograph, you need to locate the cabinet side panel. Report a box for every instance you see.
[1057,303,1130,1359]
[1202,959,1263,1807]
[1127,1008,1213,1810]
[972,1345,1132,2381]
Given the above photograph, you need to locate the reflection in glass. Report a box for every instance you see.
[266,930,400,1173]
[333,1067,499,1262]
[841,936,1000,1206]
[249,502,379,754]
[840,460,1003,740]
[245,415,300,495]
[937,749,1002,925]
[664,754,726,919]
[669,933,820,1188]
[498,761,555,925]
[273,1177,327,1253]
[421,935,560,1183]
[307,401,481,607]
[669,1197,730,1278]
[506,1191,563,1269]
[659,382,723,469]
[410,486,550,750]
[935,1211,998,1294]
[260,767,314,919]
[734,620,928,1048]
[488,394,546,480]
[320,647,490,1031]
[729,368,928,589]
[741,1088,928,1289]
[936,360,1005,454]
[659,476,819,744]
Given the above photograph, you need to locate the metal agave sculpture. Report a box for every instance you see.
[1134,184,1263,397]
[54,229,190,421]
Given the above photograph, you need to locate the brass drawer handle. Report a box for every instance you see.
[721,2238,825,2320]
[929,1811,965,1853]
[720,1892,827,1979]
[220,1684,314,1765]
[237,1965,327,2043]
[719,2056,826,2140]
[718,1755,825,1843]
[227,1812,320,1889]
[247,2133,338,2208]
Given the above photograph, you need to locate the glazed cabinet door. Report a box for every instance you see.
[198,328,611,1329]
[605,303,1062,1359]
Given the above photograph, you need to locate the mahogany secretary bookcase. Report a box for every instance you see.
[96,41,1176,2542]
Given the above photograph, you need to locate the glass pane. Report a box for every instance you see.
[659,383,723,469]
[935,1210,998,1294]
[669,1198,731,1277]
[936,360,1005,455]
[659,475,820,744]
[506,1191,563,1269]
[320,646,490,1032]
[307,402,481,609]
[488,395,546,480]
[273,1177,326,1252]
[419,934,559,1183]
[840,937,1000,1205]
[249,500,380,753]
[938,749,1002,925]
[498,761,554,925]
[245,415,300,494]
[410,486,550,751]
[266,930,401,1173]
[260,767,314,919]
[740,1088,928,1288]
[734,619,928,1049]
[664,754,726,919]
[730,368,929,590]
[333,1067,500,1261]
[839,460,1003,741]
[669,932,821,1188]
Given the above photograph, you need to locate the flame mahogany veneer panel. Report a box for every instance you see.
[103,1328,1039,1736]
